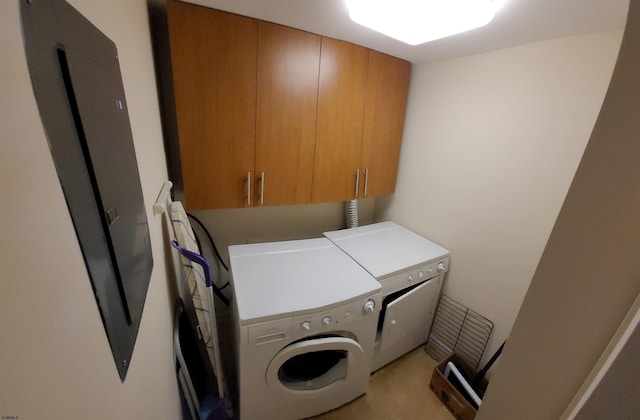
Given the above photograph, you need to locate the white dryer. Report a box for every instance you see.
[324,221,449,371]
[229,238,381,420]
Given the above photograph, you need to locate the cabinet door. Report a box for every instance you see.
[361,51,411,197]
[167,1,257,209]
[312,38,369,203]
[255,22,320,206]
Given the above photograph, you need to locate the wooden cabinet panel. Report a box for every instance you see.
[166,1,410,208]
[256,22,320,206]
[167,1,257,209]
[361,51,411,197]
[312,38,369,203]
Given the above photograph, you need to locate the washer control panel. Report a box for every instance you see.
[292,294,381,339]
[246,294,382,345]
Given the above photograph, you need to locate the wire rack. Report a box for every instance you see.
[425,294,493,369]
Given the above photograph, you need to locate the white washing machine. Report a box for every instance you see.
[229,238,381,420]
[324,221,450,371]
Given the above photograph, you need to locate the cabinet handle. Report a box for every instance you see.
[259,171,265,205]
[364,168,369,197]
[247,171,251,206]
[354,169,360,198]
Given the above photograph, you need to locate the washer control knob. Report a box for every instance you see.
[427,267,434,275]
[300,321,311,331]
[418,271,424,278]
[322,316,332,326]
[437,262,446,272]
[407,274,413,282]
[363,299,376,314]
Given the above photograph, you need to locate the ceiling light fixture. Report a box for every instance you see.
[345,0,507,45]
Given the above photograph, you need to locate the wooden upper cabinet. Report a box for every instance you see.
[312,38,369,203]
[256,22,321,206]
[361,51,411,197]
[167,1,257,209]
[166,0,410,208]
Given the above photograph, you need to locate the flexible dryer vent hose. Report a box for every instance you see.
[346,199,359,228]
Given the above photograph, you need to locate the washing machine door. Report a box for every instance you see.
[266,336,365,397]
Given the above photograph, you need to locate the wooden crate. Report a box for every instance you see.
[429,353,488,420]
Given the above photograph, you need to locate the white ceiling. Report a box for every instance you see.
[182,0,629,63]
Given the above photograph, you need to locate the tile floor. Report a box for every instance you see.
[309,348,454,419]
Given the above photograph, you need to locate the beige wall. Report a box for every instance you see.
[0,1,181,418]
[375,30,623,365]
[191,199,375,264]
[567,294,640,418]
[478,0,640,416]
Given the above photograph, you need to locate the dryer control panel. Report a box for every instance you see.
[379,257,450,297]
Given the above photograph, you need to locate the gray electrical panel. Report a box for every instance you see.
[21,0,154,381]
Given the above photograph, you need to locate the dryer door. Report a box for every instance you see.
[266,336,365,397]
[376,276,442,369]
